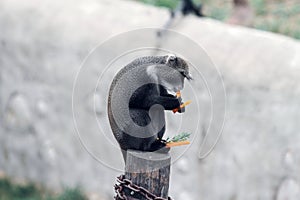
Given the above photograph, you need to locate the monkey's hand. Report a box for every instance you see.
[176,96,185,113]
[173,100,191,113]
[172,94,185,113]
[177,96,183,104]
[178,103,185,113]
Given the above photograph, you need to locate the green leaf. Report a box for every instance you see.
[167,132,191,142]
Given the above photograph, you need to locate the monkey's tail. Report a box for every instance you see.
[121,149,127,163]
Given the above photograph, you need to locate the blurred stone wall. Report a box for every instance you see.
[0,0,300,199]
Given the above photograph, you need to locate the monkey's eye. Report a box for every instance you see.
[178,70,192,80]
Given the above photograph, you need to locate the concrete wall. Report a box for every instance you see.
[0,0,300,199]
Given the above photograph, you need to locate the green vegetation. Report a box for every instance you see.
[166,132,191,142]
[139,0,180,9]
[0,178,87,200]
[136,0,300,40]
[252,0,267,15]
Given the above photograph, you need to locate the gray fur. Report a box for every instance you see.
[107,55,191,160]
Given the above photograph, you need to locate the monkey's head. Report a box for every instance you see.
[147,54,192,95]
[164,54,192,80]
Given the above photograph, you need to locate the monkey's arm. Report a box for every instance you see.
[129,95,180,110]
[150,96,181,110]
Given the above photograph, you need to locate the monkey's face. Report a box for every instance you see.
[159,55,192,95]
[160,69,185,95]
[146,55,192,95]
[165,55,193,81]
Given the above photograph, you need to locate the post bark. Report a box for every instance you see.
[125,150,171,200]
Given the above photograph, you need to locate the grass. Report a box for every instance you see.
[252,0,267,15]
[139,0,180,9]
[0,178,87,200]
[136,0,300,40]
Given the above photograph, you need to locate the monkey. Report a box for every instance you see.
[107,55,192,161]
[157,0,204,37]
[180,0,204,17]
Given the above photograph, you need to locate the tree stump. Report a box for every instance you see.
[125,150,171,200]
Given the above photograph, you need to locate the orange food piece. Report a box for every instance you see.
[180,100,191,108]
[166,140,190,148]
[172,100,192,113]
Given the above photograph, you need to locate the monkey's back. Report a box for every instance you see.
[107,57,166,151]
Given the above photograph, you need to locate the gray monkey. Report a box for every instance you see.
[107,55,192,161]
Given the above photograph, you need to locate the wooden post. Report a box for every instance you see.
[125,150,171,200]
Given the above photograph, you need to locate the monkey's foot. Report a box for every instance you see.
[150,140,170,154]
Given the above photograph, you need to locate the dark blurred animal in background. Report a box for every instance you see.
[227,0,254,26]
[157,0,204,37]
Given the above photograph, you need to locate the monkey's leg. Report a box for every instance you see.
[131,95,180,111]
[149,139,170,153]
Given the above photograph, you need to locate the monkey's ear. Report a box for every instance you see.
[166,54,177,63]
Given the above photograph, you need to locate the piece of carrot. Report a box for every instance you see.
[172,100,192,113]
[166,140,190,148]
[180,100,191,108]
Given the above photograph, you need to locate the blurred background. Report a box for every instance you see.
[140,0,300,39]
[1,0,300,199]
